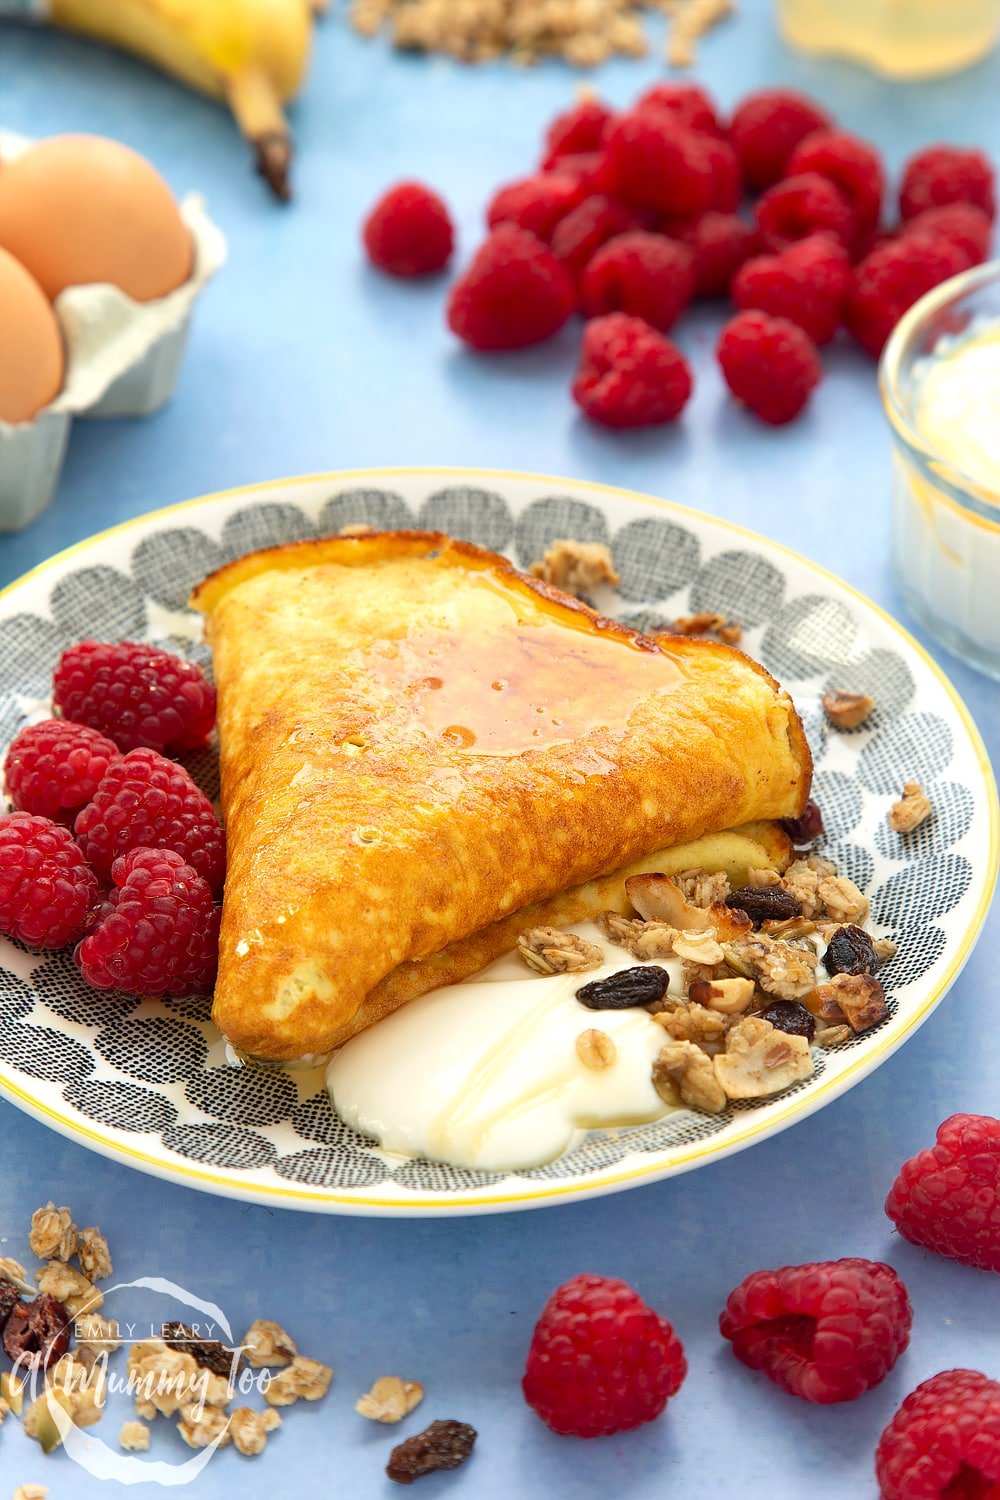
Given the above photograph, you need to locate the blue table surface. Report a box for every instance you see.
[1,6,999,1497]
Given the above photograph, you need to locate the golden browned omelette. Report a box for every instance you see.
[192,531,811,1060]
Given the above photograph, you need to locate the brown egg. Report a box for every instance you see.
[0,136,193,303]
[0,246,64,423]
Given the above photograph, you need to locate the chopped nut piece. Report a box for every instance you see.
[75,1313,122,1355]
[263,1356,333,1407]
[517,926,604,976]
[530,539,620,597]
[675,868,730,908]
[670,611,740,642]
[813,973,888,1033]
[242,1318,298,1368]
[815,1023,852,1048]
[873,936,898,963]
[36,1262,102,1319]
[356,1375,425,1424]
[687,976,756,1015]
[888,781,933,833]
[0,1256,35,1294]
[75,1227,112,1282]
[119,1419,151,1451]
[713,1016,813,1099]
[28,1204,77,1265]
[230,1406,281,1455]
[652,1040,728,1114]
[817,875,870,926]
[722,934,819,999]
[575,1028,617,1069]
[653,1002,727,1046]
[597,910,677,960]
[672,927,726,965]
[822,688,876,730]
[177,1402,232,1450]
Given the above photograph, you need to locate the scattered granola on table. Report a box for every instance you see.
[242,1318,298,1368]
[263,1355,334,1407]
[529,539,620,597]
[888,782,933,833]
[356,1375,425,1424]
[27,1205,76,1266]
[230,1406,281,1456]
[119,1418,151,1451]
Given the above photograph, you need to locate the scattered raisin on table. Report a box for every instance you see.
[387,1419,477,1484]
[162,1321,242,1378]
[823,925,878,977]
[780,799,824,845]
[726,886,803,924]
[2,1294,71,1371]
[576,966,670,1010]
[757,1000,816,1042]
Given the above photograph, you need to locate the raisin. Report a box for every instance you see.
[2,1294,71,1372]
[0,1282,21,1336]
[387,1419,477,1484]
[758,1000,816,1042]
[780,799,824,845]
[575,965,669,1010]
[726,886,803,925]
[823,924,878,977]
[162,1321,241,1378]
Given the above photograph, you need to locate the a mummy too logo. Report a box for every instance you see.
[11,1277,273,1485]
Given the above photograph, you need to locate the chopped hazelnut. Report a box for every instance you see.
[529,539,620,597]
[822,688,876,730]
[888,782,933,833]
[687,977,756,1015]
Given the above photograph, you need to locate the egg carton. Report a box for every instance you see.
[0,132,227,532]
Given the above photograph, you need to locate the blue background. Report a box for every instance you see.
[1,4,999,1496]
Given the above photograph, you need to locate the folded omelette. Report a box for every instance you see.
[192,531,812,1060]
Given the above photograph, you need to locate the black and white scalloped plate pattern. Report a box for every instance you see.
[0,470,996,1217]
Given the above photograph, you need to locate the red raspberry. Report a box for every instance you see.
[694,134,743,213]
[636,82,722,136]
[902,204,993,265]
[551,194,638,281]
[446,226,575,351]
[4,719,121,825]
[0,812,99,949]
[74,747,225,894]
[675,212,758,297]
[729,88,833,190]
[542,97,615,167]
[542,151,613,198]
[755,171,856,252]
[486,174,582,244]
[846,233,969,358]
[76,847,219,997]
[362,181,454,277]
[53,641,216,756]
[787,129,885,241]
[581,232,695,331]
[717,309,821,425]
[604,108,714,217]
[522,1273,687,1437]
[732,235,851,345]
[900,144,996,222]
[875,1369,1000,1499]
[885,1113,1000,1273]
[572,313,693,429]
[720,1258,912,1404]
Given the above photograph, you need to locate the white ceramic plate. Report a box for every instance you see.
[0,469,996,1216]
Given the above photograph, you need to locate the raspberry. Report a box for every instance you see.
[875,1369,1000,1499]
[75,847,219,997]
[787,129,885,240]
[902,204,993,265]
[53,640,216,755]
[487,174,582,244]
[362,181,454,277]
[729,88,833,190]
[604,108,714,217]
[74,747,225,894]
[542,151,613,198]
[550,194,637,281]
[542,97,615,167]
[580,231,695,331]
[694,134,743,213]
[522,1273,687,1437]
[720,1258,912,1404]
[717,310,821,425]
[3,719,120,824]
[446,225,575,351]
[755,172,856,253]
[732,235,851,345]
[636,82,721,136]
[675,212,758,297]
[900,144,996,222]
[572,313,693,429]
[0,812,98,949]
[885,1113,1000,1273]
[846,233,969,358]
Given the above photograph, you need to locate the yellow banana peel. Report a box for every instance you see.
[47,0,314,200]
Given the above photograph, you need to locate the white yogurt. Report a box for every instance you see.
[326,927,676,1172]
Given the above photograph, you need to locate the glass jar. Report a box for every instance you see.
[777,0,1000,78]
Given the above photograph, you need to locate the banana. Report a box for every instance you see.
[46,0,313,200]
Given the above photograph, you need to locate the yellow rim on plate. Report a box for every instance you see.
[1,467,997,1215]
